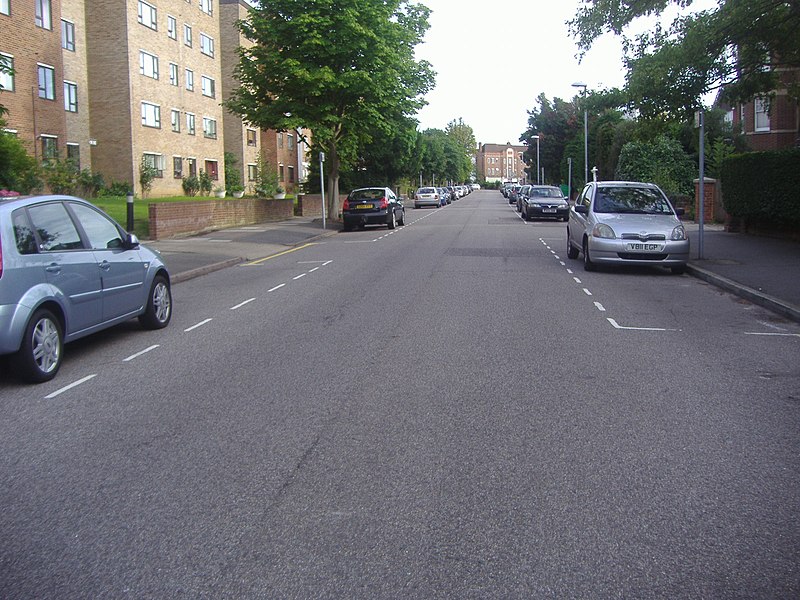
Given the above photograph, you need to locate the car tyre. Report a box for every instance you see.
[139,274,172,330]
[388,210,397,229]
[398,210,405,226]
[567,231,579,259]
[583,237,596,272]
[13,308,63,383]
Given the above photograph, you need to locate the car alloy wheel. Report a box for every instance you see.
[15,308,63,383]
[139,275,172,329]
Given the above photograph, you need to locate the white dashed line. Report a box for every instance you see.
[309,267,319,273]
[573,277,582,284]
[268,283,286,292]
[607,318,678,332]
[744,332,800,338]
[230,298,256,310]
[594,302,606,312]
[123,345,160,362]
[293,273,307,280]
[583,288,593,296]
[45,374,97,399]
[185,318,213,332]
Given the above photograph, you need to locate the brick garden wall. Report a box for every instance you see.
[296,194,323,217]
[148,198,294,240]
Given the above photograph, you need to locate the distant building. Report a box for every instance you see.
[476,142,527,184]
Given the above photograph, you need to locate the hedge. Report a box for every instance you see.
[720,148,800,227]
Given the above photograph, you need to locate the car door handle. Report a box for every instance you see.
[98,261,111,271]
[45,264,61,274]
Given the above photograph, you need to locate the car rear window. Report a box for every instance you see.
[417,188,436,194]
[350,189,385,201]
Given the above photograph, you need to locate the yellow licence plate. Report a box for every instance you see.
[356,204,373,210]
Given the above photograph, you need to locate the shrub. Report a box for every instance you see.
[182,175,200,196]
[253,155,279,197]
[97,180,133,197]
[720,148,800,227]
[0,131,41,193]
[615,136,695,197]
[224,152,244,193]
[198,170,212,196]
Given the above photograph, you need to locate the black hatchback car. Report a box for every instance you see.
[342,187,405,231]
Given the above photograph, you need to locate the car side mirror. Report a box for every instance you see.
[674,207,685,217]
[574,205,589,215]
[125,233,140,249]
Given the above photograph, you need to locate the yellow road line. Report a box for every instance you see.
[242,243,318,266]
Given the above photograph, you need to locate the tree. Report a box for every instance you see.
[228,0,435,220]
[615,136,695,197]
[569,0,800,119]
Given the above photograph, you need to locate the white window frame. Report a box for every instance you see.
[41,134,58,159]
[200,0,213,16]
[137,0,157,30]
[167,15,177,39]
[0,0,10,16]
[199,33,214,57]
[184,24,193,47]
[202,116,217,139]
[35,0,52,30]
[63,80,78,112]
[247,164,257,181]
[201,75,215,98]
[0,53,13,92]
[171,109,181,133]
[139,50,159,79]
[61,19,75,51]
[141,101,161,128]
[37,63,56,100]
[173,156,183,178]
[169,62,179,86]
[142,152,165,178]
[185,68,194,91]
[754,97,770,132]
[186,112,196,135]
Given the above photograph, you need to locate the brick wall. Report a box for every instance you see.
[148,197,294,239]
[296,194,323,217]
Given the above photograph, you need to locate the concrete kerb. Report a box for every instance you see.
[686,263,800,324]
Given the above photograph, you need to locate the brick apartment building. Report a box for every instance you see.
[476,142,527,184]
[0,0,308,196]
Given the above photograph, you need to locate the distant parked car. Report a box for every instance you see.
[437,188,451,205]
[414,187,440,209]
[567,181,689,274]
[0,195,172,382]
[521,186,569,221]
[342,187,405,230]
[507,184,522,205]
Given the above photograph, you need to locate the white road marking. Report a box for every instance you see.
[309,267,319,273]
[744,332,800,338]
[45,374,97,399]
[268,283,286,292]
[230,298,256,310]
[583,288,592,296]
[607,318,678,332]
[185,318,213,332]
[594,302,606,312]
[123,345,160,362]
[573,277,582,284]
[322,261,333,266]
[567,269,574,274]
[293,273,307,280]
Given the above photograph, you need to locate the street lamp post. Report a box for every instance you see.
[531,135,540,184]
[572,82,588,185]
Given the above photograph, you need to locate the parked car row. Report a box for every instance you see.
[501,181,690,275]
[414,184,473,209]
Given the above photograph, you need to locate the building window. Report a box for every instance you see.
[0,53,13,92]
[0,0,9,16]
[199,33,214,57]
[247,163,257,181]
[204,160,219,180]
[187,157,197,177]
[142,152,165,178]
[246,129,257,147]
[200,0,213,16]
[202,117,217,139]
[288,165,295,183]
[141,101,161,128]
[173,156,182,178]
[184,24,192,47]
[186,112,195,135]
[754,97,770,132]
[138,0,157,30]
[37,64,55,100]
[139,50,159,79]
[41,136,58,160]
[167,15,177,39]
[35,0,51,29]
[279,164,284,182]
[200,75,215,98]
[287,134,294,151]
[169,63,179,86]
[185,68,194,91]
[278,132,283,148]
[61,20,75,51]
[66,143,80,168]
[63,81,78,112]
[171,109,180,132]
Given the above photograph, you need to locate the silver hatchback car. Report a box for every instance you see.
[567,181,690,274]
[0,195,172,382]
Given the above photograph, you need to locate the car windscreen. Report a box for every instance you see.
[531,187,562,198]
[593,187,673,214]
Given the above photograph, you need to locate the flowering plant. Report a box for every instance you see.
[0,189,20,198]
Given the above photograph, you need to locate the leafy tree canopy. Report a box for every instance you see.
[569,0,800,118]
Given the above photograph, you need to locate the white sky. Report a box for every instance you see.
[413,0,715,146]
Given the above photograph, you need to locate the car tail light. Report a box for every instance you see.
[379,198,388,209]
[342,198,350,210]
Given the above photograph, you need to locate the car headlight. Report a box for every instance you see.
[591,223,616,239]
[671,225,686,240]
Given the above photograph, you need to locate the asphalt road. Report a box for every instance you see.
[1,190,799,598]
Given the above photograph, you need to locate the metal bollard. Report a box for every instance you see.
[126,191,134,232]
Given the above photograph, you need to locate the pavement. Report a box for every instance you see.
[145,216,800,324]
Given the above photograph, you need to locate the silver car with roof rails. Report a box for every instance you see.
[0,194,172,382]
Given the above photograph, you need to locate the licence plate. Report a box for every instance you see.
[356,204,373,210]
[626,242,664,252]
[542,208,557,213]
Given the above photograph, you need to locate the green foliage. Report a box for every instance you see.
[224,152,244,193]
[569,0,800,118]
[720,149,800,227]
[98,180,133,197]
[0,130,41,193]
[615,136,695,197]
[253,155,279,198]
[182,175,200,197]
[198,170,212,196]
[705,139,735,179]
[139,156,158,198]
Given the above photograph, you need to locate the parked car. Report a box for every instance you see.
[437,188,451,205]
[342,187,405,230]
[566,181,689,274]
[521,186,569,221]
[516,184,532,212]
[414,187,440,209]
[507,184,523,205]
[0,194,172,383]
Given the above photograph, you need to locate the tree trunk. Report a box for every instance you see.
[326,139,340,221]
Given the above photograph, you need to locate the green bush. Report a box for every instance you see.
[0,130,41,193]
[720,148,800,227]
[98,180,133,197]
[182,175,200,196]
[615,136,695,197]
[198,170,212,196]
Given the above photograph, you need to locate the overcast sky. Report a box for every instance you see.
[413,0,715,146]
